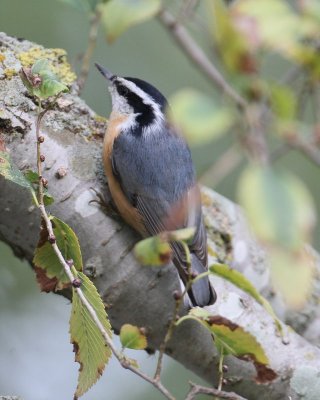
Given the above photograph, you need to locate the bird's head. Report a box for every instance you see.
[95,63,168,133]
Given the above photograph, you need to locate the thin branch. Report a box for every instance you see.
[199,145,243,187]
[34,103,175,400]
[185,382,248,400]
[154,240,192,380]
[77,7,101,92]
[286,133,320,166]
[157,8,247,110]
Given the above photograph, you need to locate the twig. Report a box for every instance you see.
[34,102,175,400]
[199,145,243,187]
[154,294,181,381]
[157,8,247,110]
[77,7,101,92]
[286,134,320,166]
[154,241,192,380]
[185,382,248,400]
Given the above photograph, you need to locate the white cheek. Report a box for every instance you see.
[109,87,133,115]
[119,114,138,132]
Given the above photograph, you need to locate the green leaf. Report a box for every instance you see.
[0,151,33,189]
[24,169,55,205]
[166,227,196,243]
[207,0,256,73]
[233,0,299,50]
[33,216,83,291]
[177,312,277,383]
[120,324,147,350]
[269,84,297,121]
[70,272,112,399]
[238,166,316,249]
[169,89,234,145]
[209,264,282,332]
[269,246,315,309]
[134,236,172,266]
[43,193,55,206]
[100,0,162,42]
[21,59,69,99]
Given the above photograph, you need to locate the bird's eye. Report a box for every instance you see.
[117,86,128,97]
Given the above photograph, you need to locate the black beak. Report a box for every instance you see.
[94,63,115,81]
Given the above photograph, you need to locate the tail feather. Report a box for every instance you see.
[188,254,216,307]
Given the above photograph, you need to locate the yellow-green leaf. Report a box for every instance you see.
[100,0,161,43]
[33,217,83,291]
[134,236,172,266]
[209,263,282,332]
[269,84,297,121]
[70,272,112,399]
[120,324,147,350]
[166,227,196,243]
[207,0,256,73]
[269,246,315,309]
[169,89,234,145]
[238,166,316,249]
[20,59,68,99]
[177,311,277,383]
[232,0,301,54]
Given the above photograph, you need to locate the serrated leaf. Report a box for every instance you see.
[209,263,282,332]
[100,0,161,42]
[134,236,172,266]
[169,89,234,145]
[33,216,83,291]
[238,166,316,249]
[120,324,147,350]
[0,151,33,189]
[177,312,277,383]
[269,246,315,309]
[70,272,112,398]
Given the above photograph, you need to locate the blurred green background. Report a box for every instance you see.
[0,0,319,399]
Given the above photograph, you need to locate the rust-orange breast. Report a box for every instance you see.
[103,112,146,235]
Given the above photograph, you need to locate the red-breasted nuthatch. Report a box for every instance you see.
[95,63,216,307]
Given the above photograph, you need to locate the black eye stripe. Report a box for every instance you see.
[117,85,128,96]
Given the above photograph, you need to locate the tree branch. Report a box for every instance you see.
[185,382,248,400]
[157,9,247,109]
[1,33,320,400]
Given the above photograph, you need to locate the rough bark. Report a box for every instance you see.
[1,33,320,400]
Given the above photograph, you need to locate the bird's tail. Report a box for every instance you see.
[187,254,216,307]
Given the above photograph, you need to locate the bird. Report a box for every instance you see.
[95,63,216,307]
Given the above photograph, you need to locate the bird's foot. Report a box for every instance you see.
[89,187,119,217]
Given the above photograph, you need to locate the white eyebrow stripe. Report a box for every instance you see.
[113,77,166,136]
[117,77,162,114]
